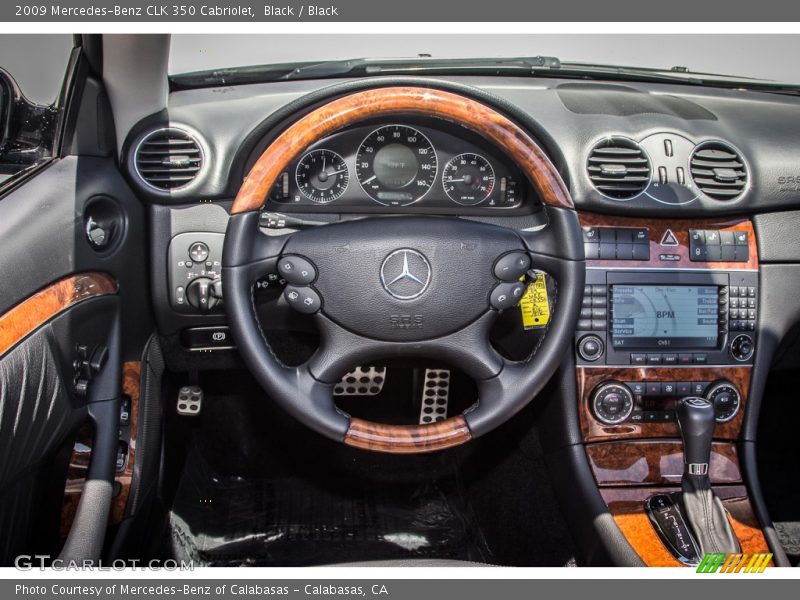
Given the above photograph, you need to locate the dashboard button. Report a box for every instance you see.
[662,354,678,365]
[646,354,662,365]
[677,382,692,396]
[692,381,710,395]
[734,231,749,246]
[494,252,531,281]
[662,382,677,395]
[599,242,616,260]
[582,227,599,241]
[584,242,599,259]
[632,243,650,261]
[630,353,647,366]
[678,353,692,365]
[693,353,708,365]
[704,230,721,245]
[189,242,209,263]
[645,382,662,396]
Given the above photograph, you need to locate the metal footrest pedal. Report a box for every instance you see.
[419,368,450,424]
[333,366,386,396]
[177,385,203,416]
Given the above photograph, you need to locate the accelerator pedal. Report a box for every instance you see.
[419,369,450,424]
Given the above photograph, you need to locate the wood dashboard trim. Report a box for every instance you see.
[232,86,573,214]
[578,213,758,271]
[0,272,118,358]
[577,366,751,442]
[586,440,742,486]
[602,486,771,567]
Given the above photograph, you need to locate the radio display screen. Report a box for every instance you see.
[610,285,720,349]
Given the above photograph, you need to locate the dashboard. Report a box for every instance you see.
[121,75,800,569]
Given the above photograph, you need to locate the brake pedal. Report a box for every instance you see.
[419,369,450,424]
[333,366,386,396]
[177,385,203,416]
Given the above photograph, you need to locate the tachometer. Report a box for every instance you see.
[442,153,495,206]
[295,149,349,203]
[356,125,437,206]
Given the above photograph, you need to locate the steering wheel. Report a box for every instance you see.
[222,86,584,453]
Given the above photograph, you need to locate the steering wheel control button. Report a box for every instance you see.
[188,241,209,263]
[284,285,321,314]
[592,382,635,425]
[578,335,604,362]
[490,281,526,310]
[494,252,531,281]
[380,249,432,300]
[278,255,317,285]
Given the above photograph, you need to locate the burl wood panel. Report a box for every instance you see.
[578,213,758,270]
[602,486,772,567]
[60,361,140,537]
[0,272,118,358]
[577,366,751,442]
[345,415,472,453]
[232,86,573,214]
[587,441,741,486]
[111,361,140,523]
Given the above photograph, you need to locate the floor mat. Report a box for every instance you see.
[168,447,489,567]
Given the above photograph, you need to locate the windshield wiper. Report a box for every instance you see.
[170,56,800,96]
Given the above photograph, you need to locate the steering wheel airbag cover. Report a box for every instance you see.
[284,216,523,342]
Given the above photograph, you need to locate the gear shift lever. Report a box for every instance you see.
[675,397,740,555]
[676,396,715,475]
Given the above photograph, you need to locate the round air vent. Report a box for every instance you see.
[587,138,651,199]
[134,128,204,191]
[689,141,747,200]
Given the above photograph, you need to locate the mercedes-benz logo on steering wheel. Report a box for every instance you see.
[380,249,431,300]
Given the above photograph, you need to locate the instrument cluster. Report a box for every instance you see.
[265,120,529,212]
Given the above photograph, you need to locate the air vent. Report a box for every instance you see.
[134,128,203,191]
[587,138,651,199]
[689,142,747,200]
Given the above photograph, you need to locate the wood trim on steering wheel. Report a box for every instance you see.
[231,86,573,214]
[344,416,472,453]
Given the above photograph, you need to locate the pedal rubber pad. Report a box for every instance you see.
[419,369,450,424]
[177,385,202,416]
[333,366,386,396]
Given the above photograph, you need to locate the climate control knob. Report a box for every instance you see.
[704,380,741,423]
[591,381,634,425]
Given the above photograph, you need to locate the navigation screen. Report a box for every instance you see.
[610,285,719,349]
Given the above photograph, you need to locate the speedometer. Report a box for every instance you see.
[356,125,437,206]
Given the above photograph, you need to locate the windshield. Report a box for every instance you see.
[169,33,800,84]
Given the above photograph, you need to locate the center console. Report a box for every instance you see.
[574,213,771,567]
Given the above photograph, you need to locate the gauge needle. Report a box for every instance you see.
[323,169,348,176]
[362,175,377,184]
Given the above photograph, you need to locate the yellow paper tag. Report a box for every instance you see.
[520,273,551,330]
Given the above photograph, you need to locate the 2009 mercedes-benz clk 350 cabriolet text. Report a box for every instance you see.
[0,33,797,568]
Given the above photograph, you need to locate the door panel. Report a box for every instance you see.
[0,52,151,564]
